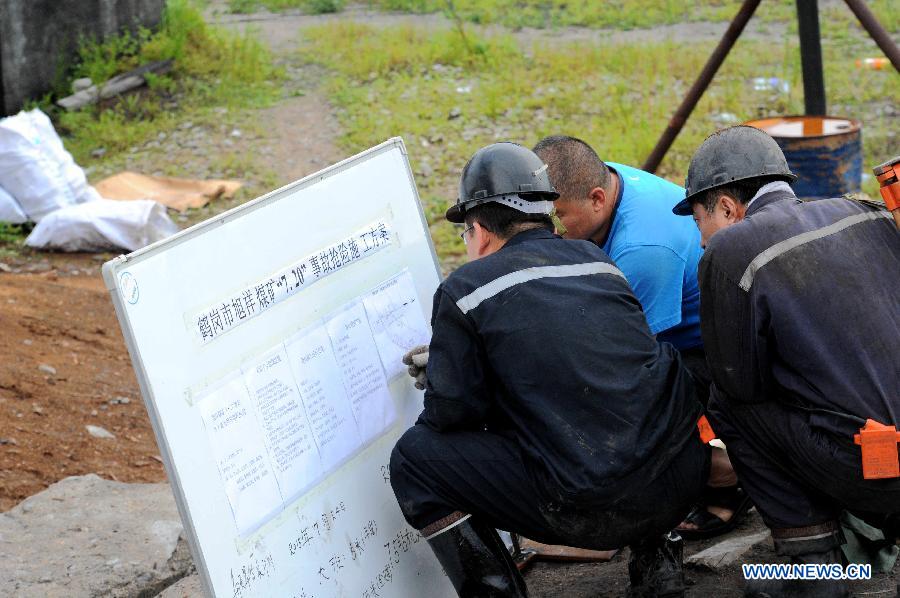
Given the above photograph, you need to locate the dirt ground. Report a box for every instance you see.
[0,254,161,511]
[1,3,899,596]
[525,509,899,597]
[0,96,344,514]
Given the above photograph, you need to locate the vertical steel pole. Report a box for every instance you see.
[796,0,827,115]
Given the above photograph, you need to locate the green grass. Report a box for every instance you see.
[227,0,343,14]
[300,21,899,262]
[373,0,898,32]
[376,0,778,28]
[0,223,32,250]
[46,0,284,166]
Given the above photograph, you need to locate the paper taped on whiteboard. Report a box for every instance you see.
[363,273,431,379]
[199,270,428,536]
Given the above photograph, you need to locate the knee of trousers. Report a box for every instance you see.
[389,426,439,521]
[388,429,417,504]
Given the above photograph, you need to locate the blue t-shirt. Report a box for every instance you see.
[601,163,703,350]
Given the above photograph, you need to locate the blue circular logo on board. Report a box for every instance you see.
[120,271,139,305]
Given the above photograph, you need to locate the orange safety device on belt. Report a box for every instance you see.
[853,419,900,480]
[697,415,716,444]
[873,156,900,230]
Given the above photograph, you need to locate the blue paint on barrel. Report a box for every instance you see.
[745,116,862,199]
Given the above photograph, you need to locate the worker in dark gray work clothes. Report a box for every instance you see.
[672,125,900,598]
[389,142,709,597]
[533,136,748,540]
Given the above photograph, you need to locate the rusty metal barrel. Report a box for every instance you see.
[744,116,862,199]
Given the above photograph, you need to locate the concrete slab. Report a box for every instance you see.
[685,530,772,570]
[0,474,192,597]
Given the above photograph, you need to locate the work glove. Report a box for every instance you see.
[401,345,429,390]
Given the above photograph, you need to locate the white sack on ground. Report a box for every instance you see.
[0,109,100,222]
[25,199,179,252]
[0,185,27,224]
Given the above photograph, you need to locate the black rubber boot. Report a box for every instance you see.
[626,531,686,597]
[426,516,528,598]
[743,547,848,597]
[744,522,848,598]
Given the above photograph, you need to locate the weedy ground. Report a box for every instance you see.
[52,0,283,163]
[0,0,896,264]
[298,6,898,260]
[228,0,896,31]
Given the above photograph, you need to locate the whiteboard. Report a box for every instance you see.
[102,139,455,598]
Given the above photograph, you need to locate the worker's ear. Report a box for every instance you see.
[588,187,606,213]
[718,194,747,223]
[473,221,492,255]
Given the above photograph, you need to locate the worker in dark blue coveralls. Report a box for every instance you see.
[390,142,709,597]
[533,136,747,540]
[672,125,900,598]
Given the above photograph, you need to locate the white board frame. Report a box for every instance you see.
[102,138,451,597]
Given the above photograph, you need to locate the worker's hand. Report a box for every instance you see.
[402,345,429,390]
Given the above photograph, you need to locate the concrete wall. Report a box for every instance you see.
[0,0,166,115]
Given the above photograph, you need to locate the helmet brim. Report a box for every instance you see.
[445,202,465,223]
[446,192,559,224]
[672,198,693,216]
[672,171,798,216]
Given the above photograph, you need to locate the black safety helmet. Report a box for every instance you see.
[446,142,559,223]
[672,125,797,216]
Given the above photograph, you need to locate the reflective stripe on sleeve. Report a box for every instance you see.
[455,262,626,314]
[738,211,891,291]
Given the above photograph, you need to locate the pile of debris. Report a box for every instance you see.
[0,106,242,254]
[0,109,177,252]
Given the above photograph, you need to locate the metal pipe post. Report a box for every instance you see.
[843,0,900,73]
[642,0,763,173]
[796,0,826,115]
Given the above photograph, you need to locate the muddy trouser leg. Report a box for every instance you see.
[677,346,747,543]
[678,345,711,408]
[707,397,900,533]
[707,397,900,595]
[390,424,708,548]
[390,425,561,541]
[390,424,709,596]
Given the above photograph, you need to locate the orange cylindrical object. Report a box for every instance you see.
[856,57,890,70]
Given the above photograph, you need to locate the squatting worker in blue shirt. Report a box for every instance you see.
[672,126,900,598]
[533,136,748,541]
[532,136,703,358]
[390,143,708,597]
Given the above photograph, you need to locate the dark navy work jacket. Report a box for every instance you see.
[699,190,900,434]
[419,227,701,505]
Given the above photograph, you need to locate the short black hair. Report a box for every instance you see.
[532,135,610,201]
[464,202,553,240]
[698,176,780,213]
